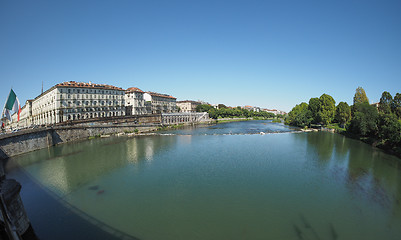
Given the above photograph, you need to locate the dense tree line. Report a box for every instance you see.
[285,87,401,153]
[196,104,276,119]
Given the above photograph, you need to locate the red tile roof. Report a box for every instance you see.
[56,81,124,91]
[176,100,200,104]
[146,91,176,99]
[126,87,144,93]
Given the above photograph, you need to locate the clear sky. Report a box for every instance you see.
[1,0,400,112]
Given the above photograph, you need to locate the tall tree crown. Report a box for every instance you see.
[353,87,369,105]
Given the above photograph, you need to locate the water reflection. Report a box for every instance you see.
[13,136,177,195]
[301,132,401,227]
[306,132,335,163]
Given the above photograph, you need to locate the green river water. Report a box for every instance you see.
[6,121,401,240]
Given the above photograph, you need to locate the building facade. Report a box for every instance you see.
[30,81,125,125]
[143,92,177,114]
[125,87,146,115]
[176,100,201,113]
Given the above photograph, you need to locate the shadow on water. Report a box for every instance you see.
[13,135,178,194]
[5,165,140,240]
[4,135,181,240]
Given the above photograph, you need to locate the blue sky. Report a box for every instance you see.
[1,0,400,112]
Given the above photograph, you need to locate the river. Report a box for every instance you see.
[5,120,401,240]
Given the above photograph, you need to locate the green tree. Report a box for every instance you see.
[378,91,392,114]
[318,94,336,125]
[391,93,401,118]
[335,102,351,126]
[285,102,311,127]
[308,97,321,123]
[378,113,401,147]
[218,104,227,109]
[208,108,218,119]
[353,87,369,105]
[349,103,378,137]
[196,104,212,112]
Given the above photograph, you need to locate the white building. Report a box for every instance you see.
[143,91,177,114]
[262,109,286,115]
[9,100,33,129]
[30,81,125,125]
[125,87,146,115]
[176,100,201,113]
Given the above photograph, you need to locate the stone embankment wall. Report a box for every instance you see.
[0,115,162,160]
[0,124,159,160]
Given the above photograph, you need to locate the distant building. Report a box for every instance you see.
[371,102,380,110]
[143,91,177,114]
[29,81,125,125]
[176,100,201,113]
[262,109,286,115]
[125,87,146,115]
[11,100,33,128]
[243,105,260,112]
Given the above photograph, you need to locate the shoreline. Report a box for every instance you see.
[337,131,401,160]
[296,125,401,160]
[215,117,276,123]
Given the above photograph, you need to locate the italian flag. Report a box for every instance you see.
[5,89,21,121]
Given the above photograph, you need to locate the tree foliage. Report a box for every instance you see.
[285,102,312,127]
[308,97,321,123]
[335,102,351,126]
[318,94,336,125]
[349,103,378,136]
[391,93,401,118]
[286,87,401,154]
[378,113,401,147]
[196,104,213,112]
[379,91,392,114]
[198,105,275,119]
[353,87,369,105]
[218,104,227,109]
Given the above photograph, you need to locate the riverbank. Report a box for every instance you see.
[287,123,401,160]
[215,117,277,123]
[338,131,401,160]
[313,124,401,160]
